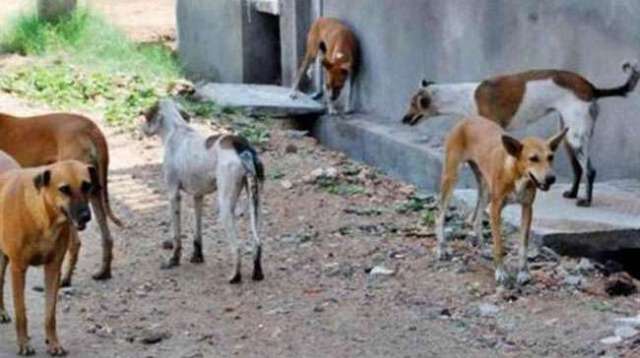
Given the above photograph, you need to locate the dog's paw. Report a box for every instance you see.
[160,257,180,270]
[46,341,66,356]
[252,268,264,282]
[91,269,112,281]
[190,253,204,264]
[576,198,591,207]
[0,309,11,323]
[60,278,72,288]
[18,342,35,356]
[229,272,242,284]
[562,190,577,199]
[516,270,531,286]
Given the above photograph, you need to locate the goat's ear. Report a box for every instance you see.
[33,170,51,191]
[502,135,523,158]
[548,127,568,151]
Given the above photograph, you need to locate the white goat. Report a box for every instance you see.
[140,99,265,283]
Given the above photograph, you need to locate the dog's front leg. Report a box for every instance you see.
[190,195,205,263]
[44,261,65,356]
[162,189,182,269]
[11,265,34,356]
[0,253,10,323]
[344,75,354,114]
[490,197,508,286]
[517,202,533,286]
[61,228,80,287]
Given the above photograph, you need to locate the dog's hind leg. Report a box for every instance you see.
[245,178,264,281]
[61,228,80,287]
[436,149,463,260]
[161,188,182,269]
[575,103,599,207]
[218,172,244,284]
[0,253,10,323]
[190,195,205,264]
[562,140,582,199]
[90,196,113,281]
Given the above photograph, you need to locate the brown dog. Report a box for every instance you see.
[0,112,121,284]
[0,160,95,355]
[290,17,358,114]
[437,117,567,287]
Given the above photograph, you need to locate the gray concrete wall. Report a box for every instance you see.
[319,0,640,180]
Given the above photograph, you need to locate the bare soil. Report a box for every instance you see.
[0,1,639,358]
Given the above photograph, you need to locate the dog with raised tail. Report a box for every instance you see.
[403,61,640,207]
[437,116,567,287]
[140,99,265,284]
[290,17,358,115]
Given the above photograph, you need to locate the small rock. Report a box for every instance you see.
[564,274,583,288]
[324,262,355,278]
[615,314,640,327]
[600,336,622,345]
[325,167,338,178]
[369,265,395,276]
[284,144,298,154]
[577,258,596,274]
[280,180,293,190]
[478,303,500,318]
[604,272,637,297]
[285,130,308,139]
[140,329,171,345]
[614,326,638,339]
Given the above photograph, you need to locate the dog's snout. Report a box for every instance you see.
[545,174,556,186]
[78,208,91,223]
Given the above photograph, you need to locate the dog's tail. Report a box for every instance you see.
[89,125,124,228]
[593,61,640,98]
[231,136,264,251]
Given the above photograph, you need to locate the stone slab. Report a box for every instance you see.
[196,83,325,117]
[455,180,640,255]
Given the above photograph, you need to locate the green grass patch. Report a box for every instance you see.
[0,8,180,126]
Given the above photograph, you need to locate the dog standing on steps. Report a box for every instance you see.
[437,116,567,287]
[0,160,95,356]
[0,112,122,284]
[290,17,358,115]
[403,62,640,207]
[140,99,265,284]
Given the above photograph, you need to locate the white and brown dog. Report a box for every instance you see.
[403,62,640,207]
[290,17,358,115]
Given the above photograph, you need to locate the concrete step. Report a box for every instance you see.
[196,83,325,117]
[456,181,640,255]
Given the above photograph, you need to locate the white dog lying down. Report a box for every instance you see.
[140,99,265,284]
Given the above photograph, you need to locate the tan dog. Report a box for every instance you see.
[290,17,358,114]
[0,112,122,284]
[437,117,567,287]
[0,160,95,356]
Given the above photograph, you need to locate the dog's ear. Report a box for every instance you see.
[421,79,435,88]
[502,135,523,158]
[321,58,332,69]
[33,170,51,191]
[87,165,102,194]
[547,127,569,152]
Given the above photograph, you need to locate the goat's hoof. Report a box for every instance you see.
[190,253,204,264]
[46,342,66,357]
[0,309,11,323]
[562,190,577,199]
[516,270,531,286]
[161,258,180,270]
[92,269,112,281]
[162,240,174,250]
[576,199,591,207]
[252,269,264,282]
[60,278,71,288]
[18,343,35,356]
[229,273,242,284]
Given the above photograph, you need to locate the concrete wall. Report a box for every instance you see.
[177,0,280,84]
[318,0,640,180]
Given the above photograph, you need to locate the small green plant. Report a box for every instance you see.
[421,210,436,226]
[395,194,436,213]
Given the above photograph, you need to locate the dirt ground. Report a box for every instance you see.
[1,2,640,358]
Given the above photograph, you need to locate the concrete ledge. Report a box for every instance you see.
[456,180,640,255]
[311,114,475,191]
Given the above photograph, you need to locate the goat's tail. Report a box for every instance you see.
[593,61,640,99]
